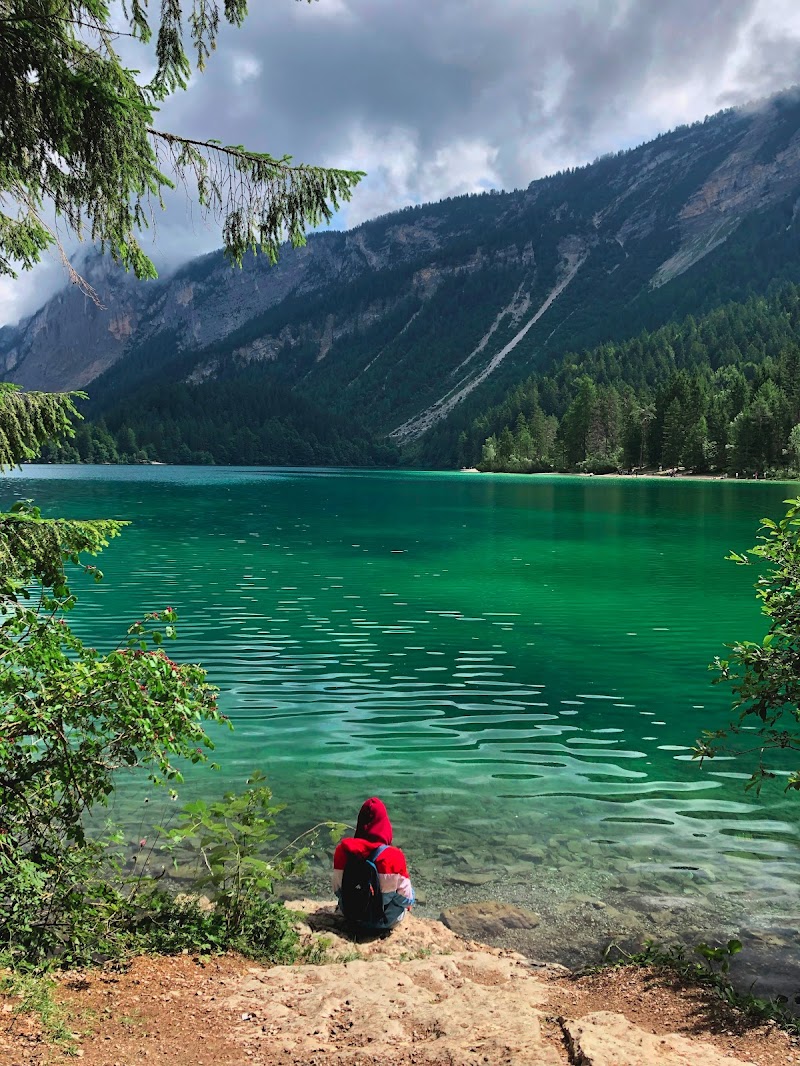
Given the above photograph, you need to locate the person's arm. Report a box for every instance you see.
[377,847,414,917]
[393,873,414,909]
[332,841,346,901]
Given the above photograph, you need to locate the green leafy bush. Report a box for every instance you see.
[0,578,225,965]
[122,890,300,963]
[159,772,343,959]
[696,497,800,792]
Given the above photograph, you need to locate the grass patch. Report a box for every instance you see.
[0,965,76,1051]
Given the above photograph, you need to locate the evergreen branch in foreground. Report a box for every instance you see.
[150,129,365,265]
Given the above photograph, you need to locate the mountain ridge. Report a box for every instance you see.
[5,88,800,466]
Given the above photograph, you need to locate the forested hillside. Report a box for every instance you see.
[42,374,397,466]
[465,285,800,476]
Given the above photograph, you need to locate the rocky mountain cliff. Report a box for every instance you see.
[5,89,800,464]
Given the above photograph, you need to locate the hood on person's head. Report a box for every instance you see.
[355,796,393,844]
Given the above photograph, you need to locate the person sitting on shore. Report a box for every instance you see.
[332,796,414,930]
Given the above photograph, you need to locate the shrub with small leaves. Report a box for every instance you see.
[121,889,300,964]
[0,594,225,964]
[0,481,225,964]
[695,497,800,793]
[161,772,343,951]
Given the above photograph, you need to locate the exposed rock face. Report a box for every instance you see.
[220,904,765,1066]
[4,90,800,456]
[0,254,154,390]
[1,901,788,1065]
[561,1012,757,1066]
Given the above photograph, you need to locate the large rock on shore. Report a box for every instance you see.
[561,1012,758,1066]
[217,905,763,1066]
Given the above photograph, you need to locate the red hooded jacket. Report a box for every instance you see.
[332,798,414,921]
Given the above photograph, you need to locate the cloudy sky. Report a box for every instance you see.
[3,0,800,325]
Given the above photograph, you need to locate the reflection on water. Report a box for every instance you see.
[4,466,799,985]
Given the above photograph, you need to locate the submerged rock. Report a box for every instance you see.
[448,871,497,886]
[440,901,541,940]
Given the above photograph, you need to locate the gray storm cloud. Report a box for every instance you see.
[160,0,764,194]
[1,0,799,324]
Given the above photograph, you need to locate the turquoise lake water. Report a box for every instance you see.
[4,466,799,982]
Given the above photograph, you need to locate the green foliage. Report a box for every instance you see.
[601,939,800,1035]
[161,771,342,943]
[0,385,82,469]
[126,888,301,964]
[0,597,225,965]
[43,373,399,467]
[1,764,338,968]
[295,937,364,964]
[789,423,800,468]
[694,938,743,973]
[110,773,346,964]
[0,1,362,283]
[695,499,800,793]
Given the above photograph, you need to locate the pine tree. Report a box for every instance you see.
[0,2,363,287]
[636,401,656,467]
[790,424,800,471]
[661,398,684,468]
[682,415,709,471]
[0,383,78,467]
[560,376,597,467]
[498,426,515,462]
[0,384,120,601]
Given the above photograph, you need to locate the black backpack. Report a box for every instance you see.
[340,844,389,928]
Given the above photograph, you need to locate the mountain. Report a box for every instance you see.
[0,253,156,392]
[5,88,800,466]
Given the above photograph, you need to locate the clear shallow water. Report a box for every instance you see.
[5,466,800,982]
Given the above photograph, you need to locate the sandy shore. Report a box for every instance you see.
[3,901,797,1066]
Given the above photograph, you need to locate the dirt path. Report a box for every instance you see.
[2,902,797,1066]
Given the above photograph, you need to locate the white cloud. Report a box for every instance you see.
[327,126,502,226]
[231,53,262,86]
[0,256,65,329]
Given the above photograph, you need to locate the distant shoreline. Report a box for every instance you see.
[460,467,799,483]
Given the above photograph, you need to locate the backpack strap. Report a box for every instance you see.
[368,844,388,864]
